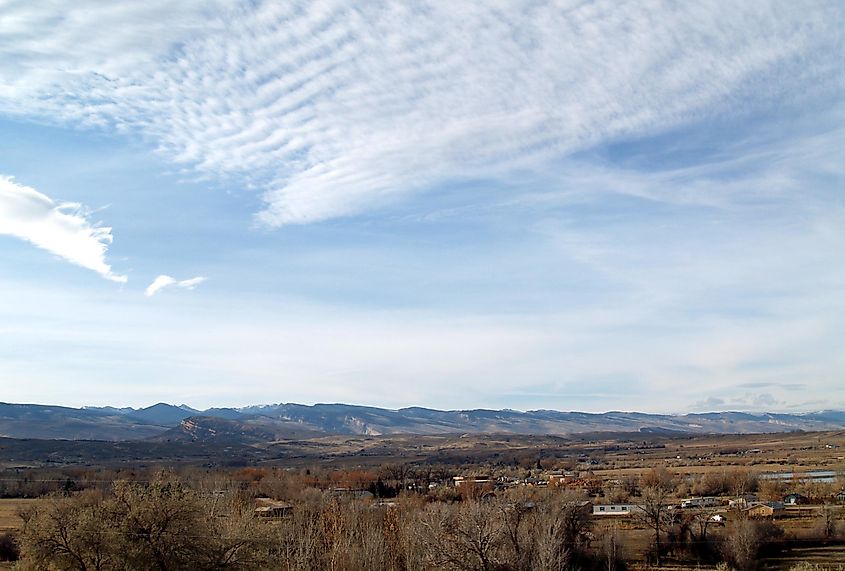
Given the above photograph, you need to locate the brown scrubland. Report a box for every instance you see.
[0,430,844,569]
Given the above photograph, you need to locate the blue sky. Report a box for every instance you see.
[0,1,843,412]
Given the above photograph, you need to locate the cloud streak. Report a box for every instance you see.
[145,275,206,297]
[0,176,126,282]
[1,1,842,224]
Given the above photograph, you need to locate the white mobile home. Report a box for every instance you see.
[592,504,643,516]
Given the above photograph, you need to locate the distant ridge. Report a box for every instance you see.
[1,401,844,442]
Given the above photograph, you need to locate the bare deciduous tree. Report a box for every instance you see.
[728,470,758,497]
[420,501,505,571]
[636,485,673,566]
[816,505,838,540]
[724,518,760,571]
[17,492,114,571]
[599,525,626,571]
[497,496,534,571]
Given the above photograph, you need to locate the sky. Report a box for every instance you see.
[0,1,843,413]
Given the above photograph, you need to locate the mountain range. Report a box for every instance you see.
[2,401,845,442]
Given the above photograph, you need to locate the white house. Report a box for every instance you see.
[729,494,759,508]
[592,504,643,516]
[681,497,720,509]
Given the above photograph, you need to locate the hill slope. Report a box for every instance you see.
[243,404,845,437]
[152,416,325,444]
[0,403,168,440]
[3,401,845,441]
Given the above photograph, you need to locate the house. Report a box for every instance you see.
[453,475,492,488]
[729,494,759,508]
[681,497,720,509]
[783,493,809,506]
[835,490,845,503]
[743,501,784,519]
[547,471,578,485]
[592,504,642,516]
[254,499,293,518]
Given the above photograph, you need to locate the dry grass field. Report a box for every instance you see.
[765,545,845,568]
[0,498,39,532]
[2,428,844,474]
[586,431,845,480]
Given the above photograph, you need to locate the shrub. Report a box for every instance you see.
[0,532,19,561]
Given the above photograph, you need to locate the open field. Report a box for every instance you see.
[2,430,845,473]
[765,545,845,568]
[0,498,37,532]
[588,431,845,482]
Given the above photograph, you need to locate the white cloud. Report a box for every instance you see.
[0,176,126,282]
[145,275,206,297]
[0,1,841,224]
[0,2,842,413]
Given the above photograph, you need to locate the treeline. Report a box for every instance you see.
[2,464,842,504]
[10,477,617,571]
[0,465,441,500]
[5,476,844,570]
[2,465,844,570]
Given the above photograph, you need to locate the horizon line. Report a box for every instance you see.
[1,400,839,417]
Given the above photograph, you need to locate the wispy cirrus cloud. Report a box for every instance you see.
[0,2,841,224]
[145,275,206,297]
[0,176,126,282]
